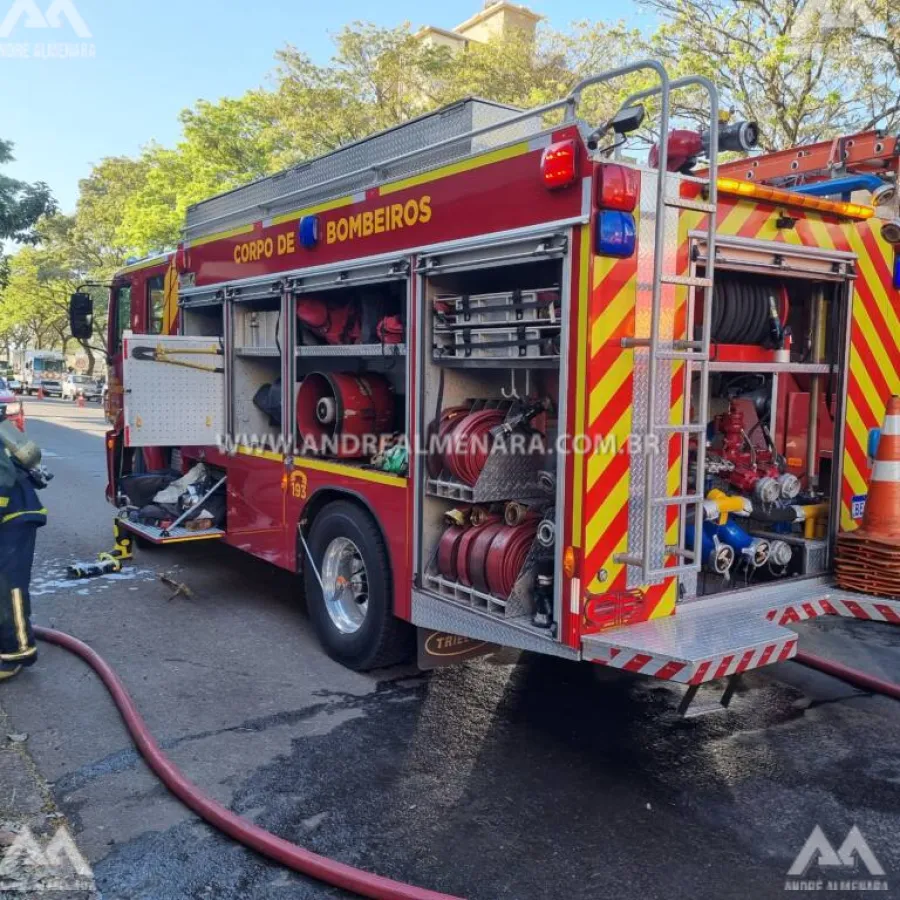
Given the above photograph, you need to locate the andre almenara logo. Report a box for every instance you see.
[0,0,96,59]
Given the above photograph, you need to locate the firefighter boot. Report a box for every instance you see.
[0,566,38,671]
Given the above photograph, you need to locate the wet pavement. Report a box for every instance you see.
[0,398,898,899]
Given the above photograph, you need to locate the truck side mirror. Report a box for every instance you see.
[69,292,93,340]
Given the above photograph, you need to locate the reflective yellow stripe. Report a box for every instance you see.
[0,496,8,508]
[0,646,36,662]
[1,508,47,525]
[11,588,29,654]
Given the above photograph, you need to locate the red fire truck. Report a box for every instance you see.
[70,62,900,706]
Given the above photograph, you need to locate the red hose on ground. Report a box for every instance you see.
[33,625,463,900]
[793,650,900,701]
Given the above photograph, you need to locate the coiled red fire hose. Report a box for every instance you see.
[443,410,505,487]
[33,625,463,900]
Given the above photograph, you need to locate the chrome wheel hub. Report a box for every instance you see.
[321,536,369,634]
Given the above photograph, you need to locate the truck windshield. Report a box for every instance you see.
[34,358,63,372]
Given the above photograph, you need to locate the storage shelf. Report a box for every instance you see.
[235,347,280,357]
[296,343,406,358]
[434,356,560,369]
[708,361,832,374]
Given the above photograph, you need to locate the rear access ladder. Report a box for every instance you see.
[616,76,721,585]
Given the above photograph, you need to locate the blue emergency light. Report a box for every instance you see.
[595,210,636,258]
[299,215,319,248]
[894,252,900,291]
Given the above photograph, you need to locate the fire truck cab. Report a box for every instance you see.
[74,61,900,699]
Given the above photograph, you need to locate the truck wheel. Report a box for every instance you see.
[304,500,413,671]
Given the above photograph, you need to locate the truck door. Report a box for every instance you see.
[122,333,225,447]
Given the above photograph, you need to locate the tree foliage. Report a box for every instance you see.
[1,3,896,358]
[645,0,900,149]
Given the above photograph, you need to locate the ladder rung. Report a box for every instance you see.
[665,545,697,560]
[653,423,706,434]
[650,493,703,507]
[661,274,713,288]
[644,563,701,579]
[665,196,716,213]
[621,338,704,351]
[655,350,710,361]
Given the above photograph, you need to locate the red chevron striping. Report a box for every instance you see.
[849,336,892,417]
[777,640,796,662]
[734,649,757,673]
[714,655,735,679]
[756,643,777,667]
[623,653,653,672]
[875,604,900,623]
[843,599,871,620]
[586,369,633,435]
[689,660,712,685]
[584,504,630,577]
[820,599,838,615]
[801,602,818,619]
[738,204,776,238]
[655,660,688,680]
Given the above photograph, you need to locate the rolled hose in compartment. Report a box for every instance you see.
[706,280,788,345]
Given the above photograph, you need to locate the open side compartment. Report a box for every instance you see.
[291,260,410,472]
[684,259,853,599]
[415,233,569,641]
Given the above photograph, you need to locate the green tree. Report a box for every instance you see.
[0,138,56,286]
[643,0,889,150]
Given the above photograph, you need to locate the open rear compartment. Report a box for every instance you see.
[415,234,568,641]
[684,250,853,599]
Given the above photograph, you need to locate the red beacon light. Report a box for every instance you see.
[541,139,578,189]
[597,164,638,212]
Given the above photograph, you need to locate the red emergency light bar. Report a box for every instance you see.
[541,140,578,189]
[716,177,875,220]
[597,164,638,212]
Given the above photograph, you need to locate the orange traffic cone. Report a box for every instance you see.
[835,395,900,596]
[37,385,44,400]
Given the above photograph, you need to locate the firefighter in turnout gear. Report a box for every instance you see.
[0,418,48,681]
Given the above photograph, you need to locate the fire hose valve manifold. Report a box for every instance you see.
[711,402,798,503]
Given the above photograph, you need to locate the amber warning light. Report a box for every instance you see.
[716,177,875,220]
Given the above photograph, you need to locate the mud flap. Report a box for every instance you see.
[416,628,495,670]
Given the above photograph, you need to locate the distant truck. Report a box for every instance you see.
[16,350,66,397]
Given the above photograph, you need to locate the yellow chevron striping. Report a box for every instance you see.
[587,532,628,593]
[584,465,630,561]
[651,579,678,620]
[716,201,756,237]
[847,229,900,337]
[851,294,900,395]
[588,349,633,425]
[586,405,632,491]
[850,347,893,419]
[571,231,591,549]
[590,276,636,355]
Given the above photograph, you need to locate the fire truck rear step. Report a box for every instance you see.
[581,578,900,684]
[116,517,225,545]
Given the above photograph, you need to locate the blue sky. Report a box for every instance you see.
[0,0,651,214]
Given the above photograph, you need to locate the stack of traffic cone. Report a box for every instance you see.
[835,395,900,598]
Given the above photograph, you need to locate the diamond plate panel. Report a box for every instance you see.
[410,589,578,659]
[627,169,681,588]
[186,99,539,239]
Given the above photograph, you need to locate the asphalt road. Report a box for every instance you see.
[1,397,899,899]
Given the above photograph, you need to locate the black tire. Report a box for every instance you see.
[303,500,414,671]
